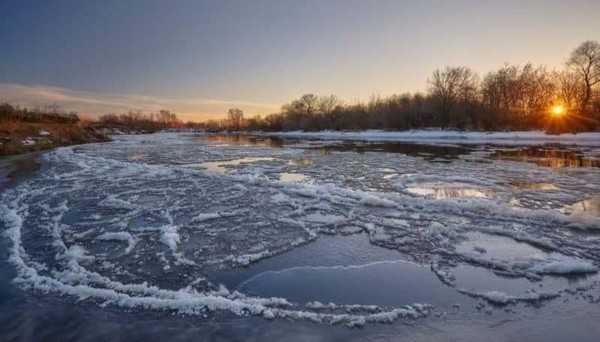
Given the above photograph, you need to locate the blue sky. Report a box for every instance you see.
[1,0,599,120]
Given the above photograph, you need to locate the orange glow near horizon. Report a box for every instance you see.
[550,104,565,117]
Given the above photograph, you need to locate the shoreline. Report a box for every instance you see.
[0,121,110,157]
[0,151,44,189]
[254,129,600,146]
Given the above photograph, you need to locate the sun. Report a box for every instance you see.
[550,104,565,116]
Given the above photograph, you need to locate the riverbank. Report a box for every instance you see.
[0,121,110,156]
[259,129,600,146]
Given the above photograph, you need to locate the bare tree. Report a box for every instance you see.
[568,40,600,114]
[481,64,521,110]
[158,109,178,126]
[556,70,584,112]
[427,66,478,128]
[299,94,318,116]
[317,95,340,116]
[318,94,341,127]
[519,64,555,117]
[281,94,319,130]
[227,108,244,130]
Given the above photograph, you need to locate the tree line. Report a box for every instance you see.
[95,110,195,132]
[4,41,597,133]
[0,102,79,123]
[212,40,600,133]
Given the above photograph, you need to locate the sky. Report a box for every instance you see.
[1,0,599,121]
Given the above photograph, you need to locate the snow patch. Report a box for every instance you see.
[21,138,36,146]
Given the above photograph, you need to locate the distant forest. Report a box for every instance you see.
[207,40,600,133]
[95,109,189,132]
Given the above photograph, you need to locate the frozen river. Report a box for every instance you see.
[1,132,600,340]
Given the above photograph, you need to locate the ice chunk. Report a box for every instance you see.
[528,260,598,275]
[97,231,137,254]
[160,225,180,251]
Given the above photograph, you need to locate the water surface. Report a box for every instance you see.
[2,133,600,340]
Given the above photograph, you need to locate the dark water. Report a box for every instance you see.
[213,234,597,311]
[197,134,600,168]
[0,153,43,189]
[315,142,470,162]
[195,134,286,148]
[220,235,464,308]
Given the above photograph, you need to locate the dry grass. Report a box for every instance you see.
[0,120,110,156]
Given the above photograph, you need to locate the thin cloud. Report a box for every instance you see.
[0,83,279,121]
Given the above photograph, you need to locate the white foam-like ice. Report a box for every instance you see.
[0,197,430,326]
[2,133,599,326]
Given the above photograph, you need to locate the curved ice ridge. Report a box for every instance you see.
[1,199,429,327]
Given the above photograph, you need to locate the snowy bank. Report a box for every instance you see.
[260,130,600,146]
